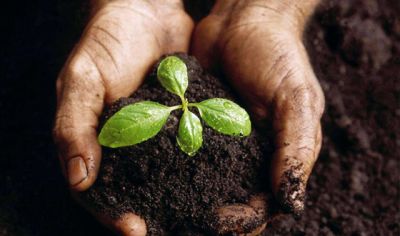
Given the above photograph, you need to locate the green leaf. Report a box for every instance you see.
[195,98,251,136]
[98,101,171,148]
[177,110,203,156]
[157,56,188,97]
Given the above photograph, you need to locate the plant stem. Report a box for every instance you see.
[169,105,182,111]
[181,96,189,111]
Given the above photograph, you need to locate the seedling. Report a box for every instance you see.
[98,56,251,156]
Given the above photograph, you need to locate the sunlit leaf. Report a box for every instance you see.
[157,56,188,97]
[177,110,203,156]
[195,98,251,136]
[98,101,171,148]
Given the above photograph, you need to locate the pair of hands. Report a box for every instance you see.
[53,0,324,235]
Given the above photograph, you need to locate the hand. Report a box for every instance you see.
[192,0,324,233]
[52,0,193,235]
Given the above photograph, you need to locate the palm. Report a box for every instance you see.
[55,1,324,234]
[54,1,193,235]
[192,2,324,225]
[66,2,192,103]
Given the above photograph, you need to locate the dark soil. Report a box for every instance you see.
[264,0,400,235]
[82,54,273,235]
[0,0,399,236]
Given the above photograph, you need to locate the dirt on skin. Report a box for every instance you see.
[82,54,275,235]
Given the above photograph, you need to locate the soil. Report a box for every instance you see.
[82,54,273,235]
[0,0,399,236]
[264,0,400,235]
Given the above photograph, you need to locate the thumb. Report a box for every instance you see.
[191,14,224,71]
[71,193,147,236]
[111,213,146,236]
[213,195,268,235]
[53,54,105,191]
[271,82,324,215]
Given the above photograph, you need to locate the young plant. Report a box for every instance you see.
[98,56,251,156]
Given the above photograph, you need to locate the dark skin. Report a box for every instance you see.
[53,0,324,235]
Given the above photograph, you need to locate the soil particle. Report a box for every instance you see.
[82,54,274,235]
[276,162,306,216]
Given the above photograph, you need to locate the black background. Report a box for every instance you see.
[1,0,111,235]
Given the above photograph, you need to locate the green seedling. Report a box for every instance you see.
[98,56,251,156]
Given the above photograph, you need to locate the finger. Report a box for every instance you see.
[72,193,146,236]
[214,195,268,235]
[271,83,324,215]
[90,208,147,236]
[80,1,194,102]
[54,2,193,191]
[53,44,164,191]
[191,14,224,71]
[109,213,147,236]
[53,54,106,191]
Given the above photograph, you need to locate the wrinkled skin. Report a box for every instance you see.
[53,0,324,235]
[53,0,193,234]
[191,0,324,233]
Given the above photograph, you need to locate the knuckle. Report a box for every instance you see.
[56,55,93,98]
[67,57,96,83]
[291,84,312,104]
[63,55,105,94]
[280,84,312,111]
[66,58,89,82]
[280,82,325,118]
[61,59,87,89]
[52,115,77,147]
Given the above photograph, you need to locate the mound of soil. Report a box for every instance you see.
[82,54,273,235]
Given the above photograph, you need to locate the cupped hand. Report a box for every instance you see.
[192,0,324,233]
[53,0,193,234]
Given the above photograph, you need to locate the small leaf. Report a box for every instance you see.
[195,98,251,136]
[157,56,188,97]
[98,101,171,148]
[177,110,203,156]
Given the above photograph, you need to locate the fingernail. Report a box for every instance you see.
[67,156,88,187]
